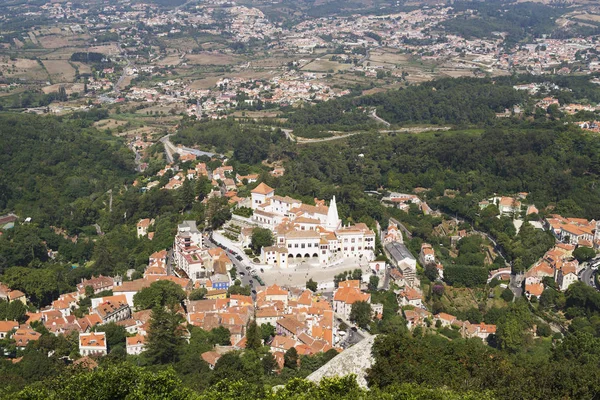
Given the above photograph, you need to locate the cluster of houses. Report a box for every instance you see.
[381,192,435,216]
[478,194,539,218]
[138,151,283,209]
[403,309,497,341]
[523,214,600,299]
[247,183,376,268]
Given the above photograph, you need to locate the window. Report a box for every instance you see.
[301,244,305,249]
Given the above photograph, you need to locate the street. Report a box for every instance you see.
[580,263,597,289]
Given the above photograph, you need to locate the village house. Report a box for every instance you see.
[397,286,424,308]
[419,243,435,266]
[79,332,108,356]
[332,280,371,321]
[77,276,114,296]
[12,325,41,349]
[92,295,132,324]
[126,334,146,355]
[201,350,221,369]
[433,312,457,328]
[136,218,154,238]
[0,320,18,339]
[404,308,431,330]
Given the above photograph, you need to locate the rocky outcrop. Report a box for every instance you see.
[307,335,376,388]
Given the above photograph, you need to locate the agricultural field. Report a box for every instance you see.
[42,82,85,95]
[161,38,199,52]
[0,58,48,81]
[369,50,412,66]
[185,53,239,66]
[88,43,120,55]
[42,59,76,83]
[156,54,183,67]
[71,61,92,75]
[37,35,70,49]
[300,58,353,72]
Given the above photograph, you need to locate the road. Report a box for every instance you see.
[114,43,131,95]
[204,233,258,298]
[159,135,175,163]
[580,264,597,289]
[160,134,222,164]
[369,108,390,127]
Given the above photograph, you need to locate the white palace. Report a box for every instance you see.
[250,183,376,268]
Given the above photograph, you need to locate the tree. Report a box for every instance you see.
[188,288,207,301]
[245,319,262,350]
[94,322,127,350]
[195,175,212,201]
[284,347,298,369]
[424,264,439,282]
[210,326,232,346]
[573,246,596,263]
[133,280,186,310]
[495,317,524,352]
[178,178,195,211]
[261,323,275,343]
[500,288,514,302]
[5,300,27,323]
[306,278,318,292]
[251,228,274,252]
[262,352,278,375]
[144,307,184,364]
[368,275,380,291]
[350,301,372,329]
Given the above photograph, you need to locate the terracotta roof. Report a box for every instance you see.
[13,325,41,346]
[8,290,25,300]
[271,335,297,351]
[0,320,19,332]
[277,317,306,335]
[201,351,221,366]
[251,182,274,195]
[435,312,456,323]
[333,287,370,305]
[399,287,422,301]
[126,334,146,346]
[265,284,288,296]
[79,332,106,348]
[526,283,544,297]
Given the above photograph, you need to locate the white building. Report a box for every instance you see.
[79,332,107,356]
[332,281,371,321]
[126,334,146,355]
[173,220,206,281]
[253,183,374,268]
[136,218,154,238]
